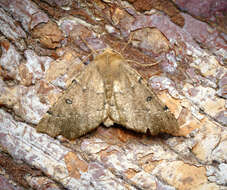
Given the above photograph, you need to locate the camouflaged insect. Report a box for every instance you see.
[37,49,179,139]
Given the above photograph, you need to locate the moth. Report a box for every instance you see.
[37,49,178,139]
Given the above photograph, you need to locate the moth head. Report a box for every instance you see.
[95,49,124,67]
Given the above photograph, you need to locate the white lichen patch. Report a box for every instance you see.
[183,84,225,117]
[24,50,53,84]
[0,42,22,80]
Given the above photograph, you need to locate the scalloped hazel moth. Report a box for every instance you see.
[37,49,179,140]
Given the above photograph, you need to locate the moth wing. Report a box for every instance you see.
[111,63,178,135]
[37,63,106,139]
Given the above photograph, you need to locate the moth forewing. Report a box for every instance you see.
[37,49,179,139]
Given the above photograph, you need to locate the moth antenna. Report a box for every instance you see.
[123,33,160,67]
[126,59,160,67]
[122,32,134,52]
[79,36,98,55]
[81,52,93,65]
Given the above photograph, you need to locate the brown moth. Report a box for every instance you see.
[37,49,178,139]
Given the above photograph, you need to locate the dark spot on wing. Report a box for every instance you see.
[84,61,89,65]
[72,79,77,84]
[65,99,73,104]
[163,105,169,111]
[138,77,143,84]
[47,110,52,115]
[146,96,152,102]
[199,107,205,113]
